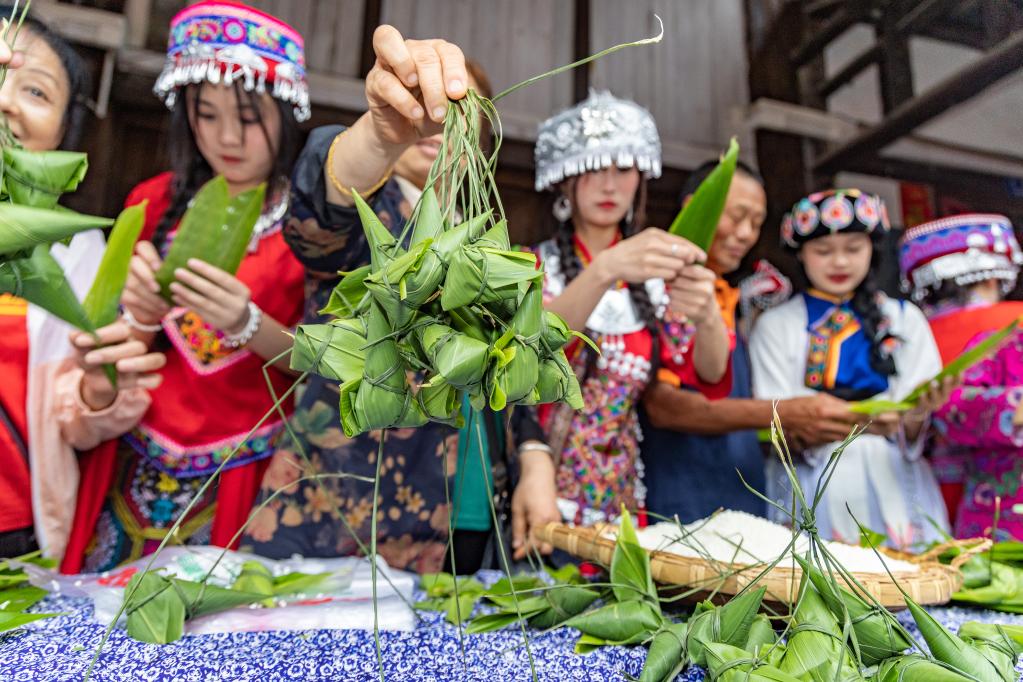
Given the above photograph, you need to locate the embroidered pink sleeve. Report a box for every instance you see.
[932,334,1023,449]
[55,363,151,450]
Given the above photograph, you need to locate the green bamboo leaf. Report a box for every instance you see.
[445,591,482,625]
[563,600,664,644]
[420,572,458,597]
[411,185,443,246]
[418,322,492,389]
[0,202,113,258]
[0,610,61,633]
[544,562,586,586]
[744,613,777,654]
[904,593,1006,682]
[290,320,367,383]
[704,642,805,682]
[686,587,766,668]
[82,201,147,327]
[875,655,975,682]
[959,622,1023,654]
[231,560,275,607]
[124,571,186,644]
[778,581,862,682]
[668,138,739,251]
[352,188,397,271]
[154,177,264,300]
[0,244,94,332]
[0,585,47,612]
[527,585,600,629]
[2,148,88,209]
[794,554,910,666]
[320,264,371,318]
[466,611,523,634]
[575,633,614,654]
[610,507,659,606]
[638,622,687,682]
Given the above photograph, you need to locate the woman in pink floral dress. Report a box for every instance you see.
[901,214,1023,539]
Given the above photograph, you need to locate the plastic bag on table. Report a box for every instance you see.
[16,546,417,633]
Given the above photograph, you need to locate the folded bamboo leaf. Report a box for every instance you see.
[875,655,975,682]
[967,640,1017,682]
[411,185,444,246]
[0,585,47,612]
[638,622,688,682]
[418,322,491,389]
[415,375,463,426]
[794,554,910,665]
[952,562,1017,607]
[446,591,483,624]
[124,571,186,644]
[320,264,372,318]
[527,585,600,629]
[403,211,493,309]
[2,148,88,209]
[511,282,544,344]
[0,610,61,634]
[778,581,862,682]
[0,245,94,332]
[904,593,1006,682]
[545,563,586,585]
[82,201,147,327]
[484,575,545,597]
[959,622,1023,654]
[562,600,663,644]
[155,177,264,300]
[0,202,113,259]
[610,507,659,606]
[474,220,512,251]
[290,319,367,383]
[668,138,739,251]
[482,594,549,613]
[466,611,526,634]
[348,301,427,435]
[439,245,539,311]
[231,560,275,607]
[365,240,432,326]
[744,613,777,654]
[541,311,573,351]
[352,188,397,271]
[575,633,614,654]
[271,571,332,598]
[704,642,804,682]
[686,587,767,668]
[488,337,540,411]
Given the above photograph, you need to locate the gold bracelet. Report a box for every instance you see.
[326,129,394,198]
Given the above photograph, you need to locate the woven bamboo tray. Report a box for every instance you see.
[539,522,985,609]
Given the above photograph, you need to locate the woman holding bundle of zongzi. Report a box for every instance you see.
[900,215,1023,539]
[0,14,164,560]
[241,28,560,575]
[750,189,956,549]
[59,1,308,573]
[530,91,732,526]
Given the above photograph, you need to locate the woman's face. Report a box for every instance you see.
[799,232,873,298]
[0,30,69,151]
[571,165,641,230]
[705,173,767,275]
[187,84,281,193]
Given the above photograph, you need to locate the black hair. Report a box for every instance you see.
[14,14,92,150]
[553,175,661,375]
[679,159,764,205]
[918,278,978,310]
[801,236,898,378]
[680,159,766,286]
[150,82,300,252]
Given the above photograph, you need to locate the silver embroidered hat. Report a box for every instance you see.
[534,90,662,192]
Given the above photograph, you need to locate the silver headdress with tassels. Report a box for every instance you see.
[534,90,662,192]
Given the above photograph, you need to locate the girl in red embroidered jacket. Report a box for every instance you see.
[61,1,308,573]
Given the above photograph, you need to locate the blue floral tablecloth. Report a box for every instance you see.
[3,571,1023,682]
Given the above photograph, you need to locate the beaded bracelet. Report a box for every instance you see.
[326,129,394,199]
[122,308,163,333]
[222,301,263,348]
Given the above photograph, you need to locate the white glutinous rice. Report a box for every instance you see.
[604,510,919,574]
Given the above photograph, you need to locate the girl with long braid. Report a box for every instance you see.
[751,189,957,549]
[531,92,731,525]
[60,1,308,572]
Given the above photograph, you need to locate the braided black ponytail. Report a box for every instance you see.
[849,251,898,377]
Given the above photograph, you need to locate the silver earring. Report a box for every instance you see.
[553,194,572,222]
[625,205,635,226]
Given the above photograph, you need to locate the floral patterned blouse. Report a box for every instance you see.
[933,329,1023,540]
[242,126,532,573]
